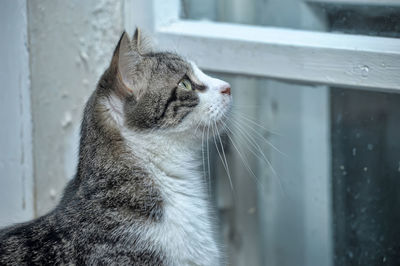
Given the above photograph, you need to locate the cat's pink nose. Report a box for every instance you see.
[220,84,231,95]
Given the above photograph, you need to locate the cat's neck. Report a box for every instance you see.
[122,129,202,180]
[121,129,210,205]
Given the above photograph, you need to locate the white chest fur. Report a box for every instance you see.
[122,131,221,266]
[152,170,220,266]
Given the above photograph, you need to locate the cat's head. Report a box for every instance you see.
[98,29,231,142]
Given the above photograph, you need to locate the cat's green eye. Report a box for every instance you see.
[178,79,192,91]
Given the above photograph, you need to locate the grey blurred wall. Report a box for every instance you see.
[0,0,133,225]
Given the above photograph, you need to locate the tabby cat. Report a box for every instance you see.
[0,29,232,265]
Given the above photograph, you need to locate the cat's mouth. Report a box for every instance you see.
[194,98,231,136]
[195,113,229,138]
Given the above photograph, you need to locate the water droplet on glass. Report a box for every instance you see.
[367,144,374,151]
[361,65,369,77]
[248,207,256,214]
[336,114,342,123]
[352,148,357,156]
[348,251,354,259]
[363,167,368,172]
[383,256,387,263]
[340,165,345,170]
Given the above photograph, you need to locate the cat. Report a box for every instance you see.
[0,28,232,265]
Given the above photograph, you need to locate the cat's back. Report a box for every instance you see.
[0,212,75,265]
[0,208,165,266]
[0,174,166,266]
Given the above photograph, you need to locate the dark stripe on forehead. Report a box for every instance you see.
[165,60,184,73]
[149,52,187,73]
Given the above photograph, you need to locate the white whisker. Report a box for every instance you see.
[206,118,212,196]
[221,120,262,189]
[230,112,287,157]
[212,122,234,193]
[201,120,207,192]
[194,119,203,136]
[230,109,281,137]
[228,116,286,196]
[214,121,234,192]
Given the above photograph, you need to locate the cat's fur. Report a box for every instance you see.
[0,29,231,265]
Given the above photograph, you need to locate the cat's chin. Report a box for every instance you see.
[193,117,228,139]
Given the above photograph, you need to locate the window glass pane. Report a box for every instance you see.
[181,0,400,37]
[331,88,400,265]
[206,73,400,266]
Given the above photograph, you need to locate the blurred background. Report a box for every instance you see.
[1,0,400,266]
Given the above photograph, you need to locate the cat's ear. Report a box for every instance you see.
[132,28,141,51]
[131,28,152,54]
[111,29,150,98]
[110,31,140,98]
[113,31,136,97]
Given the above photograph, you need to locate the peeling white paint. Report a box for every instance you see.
[79,0,123,78]
[61,111,73,128]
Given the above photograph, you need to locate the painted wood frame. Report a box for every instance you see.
[126,0,400,92]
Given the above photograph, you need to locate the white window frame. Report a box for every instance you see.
[126,0,400,92]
